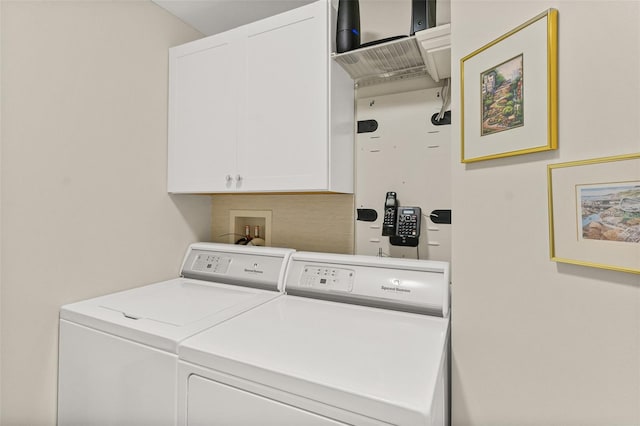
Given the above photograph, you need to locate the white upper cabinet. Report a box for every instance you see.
[168,30,241,192]
[168,0,354,194]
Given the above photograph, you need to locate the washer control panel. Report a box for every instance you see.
[299,265,354,293]
[191,254,232,275]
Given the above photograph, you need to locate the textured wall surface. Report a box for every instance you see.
[211,194,354,254]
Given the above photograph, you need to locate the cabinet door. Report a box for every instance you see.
[168,32,240,193]
[238,1,329,192]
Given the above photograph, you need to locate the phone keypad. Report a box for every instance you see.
[397,214,418,236]
[385,209,397,223]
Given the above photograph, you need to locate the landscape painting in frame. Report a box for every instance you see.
[481,54,524,136]
[578,182,640,243]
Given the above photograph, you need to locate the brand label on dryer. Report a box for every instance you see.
[380,285,411,293]
[381,279,411,293]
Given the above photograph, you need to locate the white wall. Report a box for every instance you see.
[451,1,640,425]
[355,88,452,262]
[0,2,211,424]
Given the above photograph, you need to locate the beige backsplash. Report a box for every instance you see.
[210,194,355,254]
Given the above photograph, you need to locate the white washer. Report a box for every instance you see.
[178,251,450,426]
[57,243,294,426]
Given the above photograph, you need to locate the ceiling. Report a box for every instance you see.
[153,0,317,36]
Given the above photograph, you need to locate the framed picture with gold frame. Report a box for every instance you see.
[460,9,558,163]
[548,153,640,274]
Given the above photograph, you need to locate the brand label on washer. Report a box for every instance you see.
[244,263,264,274]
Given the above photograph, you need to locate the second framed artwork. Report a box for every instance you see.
[548,153,640,274]
[460,9,558,163]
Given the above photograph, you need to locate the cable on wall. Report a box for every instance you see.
[431,78,451,126]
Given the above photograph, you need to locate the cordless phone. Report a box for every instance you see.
[381,192,422,247]
[382,192,398,236]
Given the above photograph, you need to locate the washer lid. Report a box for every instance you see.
[179,295,449,425]
[60,243,294,352]
[99,280,259,326]
[61,278,281,353]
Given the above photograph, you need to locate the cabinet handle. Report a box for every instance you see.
[236,174,242,181]
[225,174,232,182]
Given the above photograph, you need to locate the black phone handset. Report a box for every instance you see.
[382,192,398,236]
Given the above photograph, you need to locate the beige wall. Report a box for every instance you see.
[451,1,640,425]
[2,1,638,425]
[210,194,354,254]
[0,2,211,424]
[0,1,3,419]
[0,0,3,419]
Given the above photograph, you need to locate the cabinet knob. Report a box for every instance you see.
[236,174,242,181]
[225,174,232,182]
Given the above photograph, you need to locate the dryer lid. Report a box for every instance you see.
[178,294,450,425]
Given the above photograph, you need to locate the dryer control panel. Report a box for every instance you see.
[285,251,450,317]
[299,266,354,293]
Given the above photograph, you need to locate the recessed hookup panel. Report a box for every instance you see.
[229,210,272,246]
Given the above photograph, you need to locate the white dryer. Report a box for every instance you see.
[57,243,294,426]
[178,251,450,426]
